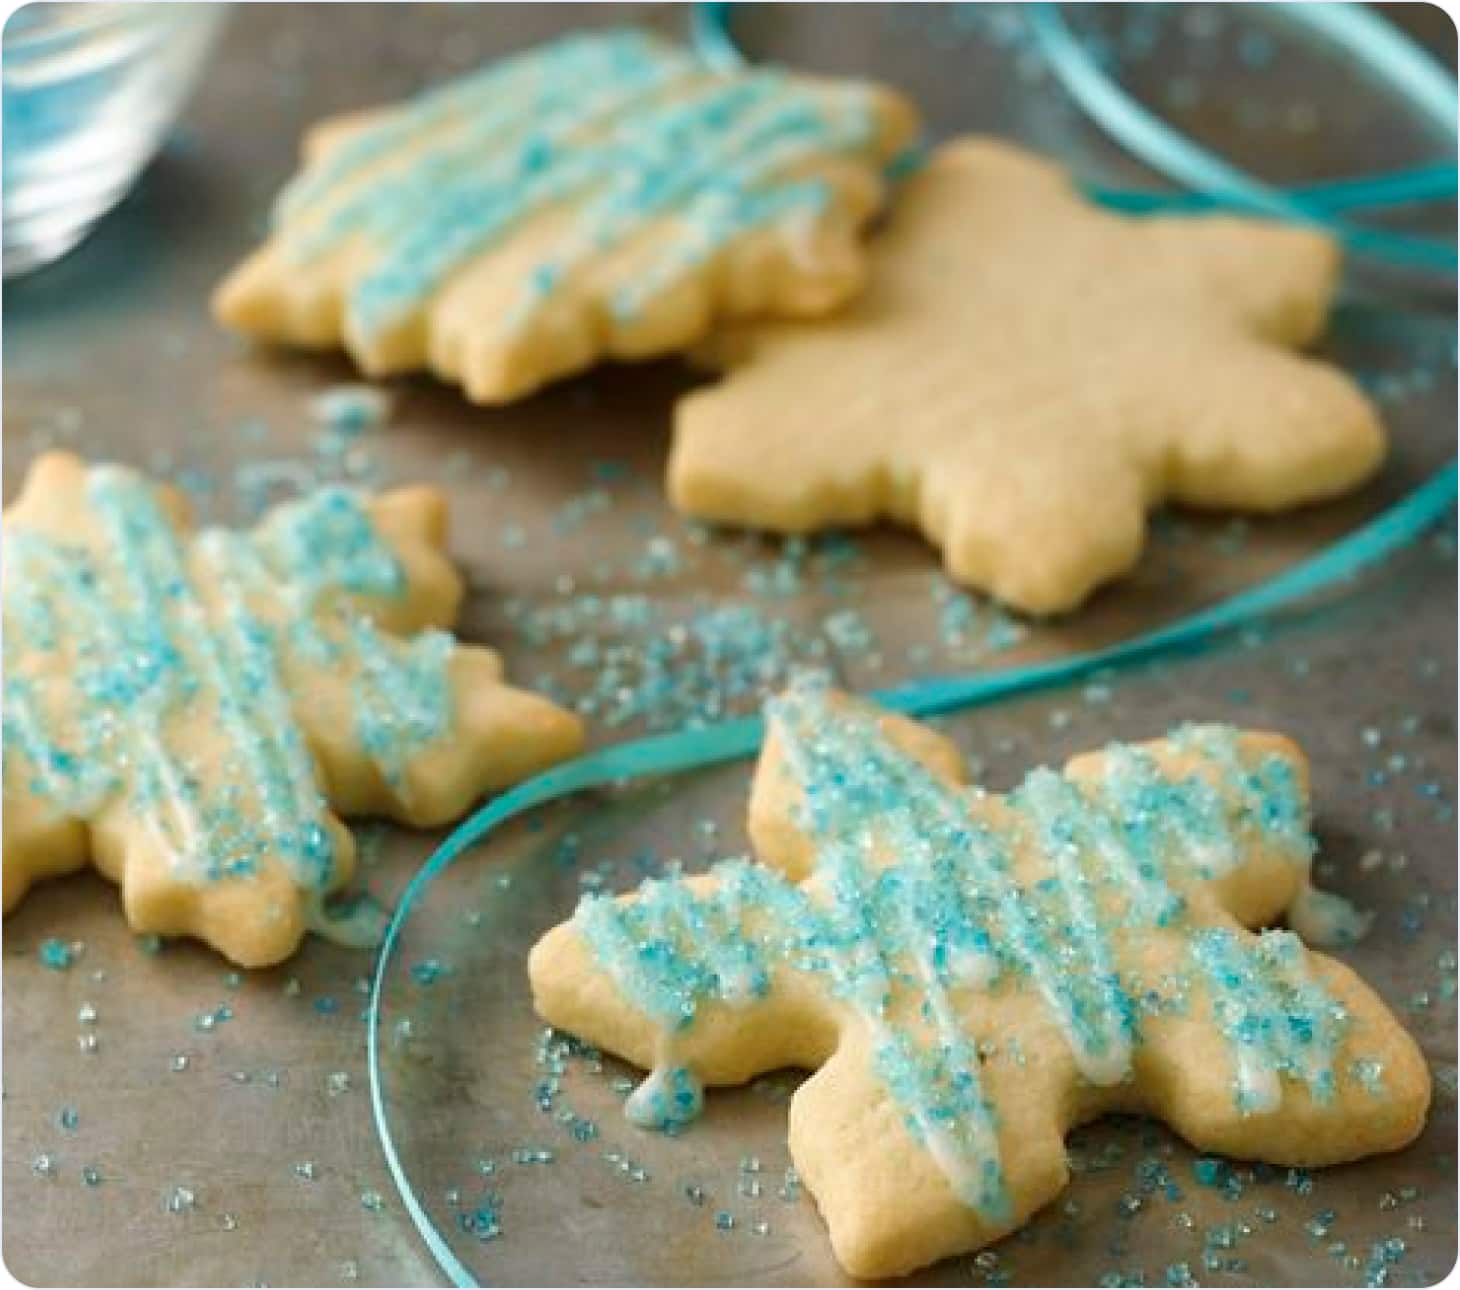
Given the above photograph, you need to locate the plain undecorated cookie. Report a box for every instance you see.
[670,138,1386,614]
[214,29,919,404]
[531,681,1428,1279]
[3,452,584,966]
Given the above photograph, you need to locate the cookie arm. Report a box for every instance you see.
[1,787,89,913]
[250,484,465,635]
[1144,216,1341,346]
[1133,943,1431,1165]
[750,697,967,879]
[790,1020,1072,1280]
[1141,334,1385,512]
[290,642,583,829]
[529,888,839,1087]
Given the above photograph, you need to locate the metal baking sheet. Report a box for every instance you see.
[3,5,1455,1286]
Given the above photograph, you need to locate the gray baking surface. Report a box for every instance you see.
[3,5,1455,1287]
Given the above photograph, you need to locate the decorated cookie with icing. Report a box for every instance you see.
[530,679,1428,1279]
[3,453,583,967]
[213,29,919,405]
[670,138,1386,614]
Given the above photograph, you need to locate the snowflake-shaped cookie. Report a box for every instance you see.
[531,680,1427,1277]
[3,453,583,966]
[214,29,918,404]
[670,139,1386,613]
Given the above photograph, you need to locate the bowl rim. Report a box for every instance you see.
[3,2,218,56]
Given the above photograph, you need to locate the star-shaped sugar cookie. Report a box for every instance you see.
[670,138,1387,613]
[3,453,583,967]
[213,29,918,405]
[531,679,1428,1279]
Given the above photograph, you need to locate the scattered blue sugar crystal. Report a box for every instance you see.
[38,938,73,970]
[309,384,392,433]
[57,1107,79,1132]
[1193,1157,1229,1188]
[779,1166,801,1202]
[633,535,684,579]
[410,959,448,986]
[1362,1235,1408,1286]
[1286,1168,1314,1195]
[936,585,978,644]
[460,1196,502,1242]
[822,608,877,659]
[360,1189,384,1213]
[714,1210,735,1231]
[1238,29,1276,68]
[164,1184,197,1213]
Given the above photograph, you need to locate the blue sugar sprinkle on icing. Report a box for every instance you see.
[624,1064,705,1130]
[1,464,456,934]
[576,677,1359,1217]
[351,621,455,790]
[273,29,892,341]
[1190,928,1349,1113]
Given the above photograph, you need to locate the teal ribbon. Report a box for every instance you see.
[1086,161,1460,217]
[694,1,1458,270]
[691,0,743,73]
[1027,3,1457,273]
